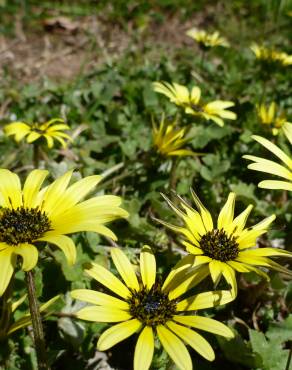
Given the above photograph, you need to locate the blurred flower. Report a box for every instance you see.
[72,246,234,370]
[250,43,292,66]
[186,28,229,49]
[152,116,195,157]
[153,82,236,126]
[0,169,128,296]
[4,118,72,148]
[243,122,292,191]
[256,102,290,135]
[157,190,292,297]
[0,295,60,340]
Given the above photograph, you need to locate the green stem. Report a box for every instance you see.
[25,271,50,370]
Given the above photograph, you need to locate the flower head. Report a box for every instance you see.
[251,43,292,67]
[4,118,72,148]
[157,190,292,297]
[152,116,194,157]
[153,81,236,127]
[256,102,290,135]
[0,169,128,296]
[72,246,234,370]
[243,122,292,191]
[186,28,229,49]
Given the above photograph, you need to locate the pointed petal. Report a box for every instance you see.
[140,246,156,290]
[221,263,237,298]
[209,260,223,285]
[97,319,142,351]
[85,263,131,298]
[0,169,22,208]
[0,248,16,296]
[14,243,38,271]
[71,289,129,310]
[174,315,234,338]
[167,321,215,361]
[190,188,213,231]
[177,290,234,311]
[110,248,139,291]
[39,234,76,265]
[157,325,192,370]
[23,170,48,208]
[75,306,131,322]
[134,326,154,370]
[217,193,236,230]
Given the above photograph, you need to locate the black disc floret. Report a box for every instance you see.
[128,282,177,327]
[0,207,51,245]
[199,228,239,262]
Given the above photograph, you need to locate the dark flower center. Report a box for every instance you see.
[128,283,177,327]
[0,207,51,246]
[200,228,239,262]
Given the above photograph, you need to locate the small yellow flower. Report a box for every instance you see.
[0,169,128,296]
[244,122,292,191]
[72,246,234,370]
[0,295,60,339]
[152,116,194,157]
[251,43,292,66]
[186,28,230,49]
[156,190,292,297]
[257,102,290,135]
[4,118,72,148]
[153,82,236,127]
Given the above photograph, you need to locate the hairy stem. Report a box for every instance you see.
[25,271,50,370]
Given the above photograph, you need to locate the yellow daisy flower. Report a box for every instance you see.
[72,246,234,370]
[156,190,292,297]
[256,102,290,135]
[153,81,236,127]
[1,295,60,339]
[152,116,194,157]
[4,118,71,148]
[243,122,292,191]
[0,169,128,296]
[250,43,292,66]
[186,28,230,49]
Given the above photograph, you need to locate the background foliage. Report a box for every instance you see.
[0,0,291,369]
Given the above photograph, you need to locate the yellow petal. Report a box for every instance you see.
[258,180,292,191]
[217,193,236,230]
[71,289,129,310]
[167,265,209,300]
[190,188,213,231]
[252,135,292,168]
[174,315,234,338]
[221,263,237,298]
[209,260,223,285]
[39,234,76,265]
[23,169,48,208]
[0,169,22,208]
[97,319,142,351]
[0,248,16,296]
[85,263,131,298]
[41,171,73,215]
[229,205,253,235]
[134,326,154,370]
[14,243,38,271]
[140,245,156,290]
[167,321,215,361]
[110,248,139,291]
[75,306,131,322]
[48,175,102,218]
[157,325,192,370]
[177,290,234,311]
